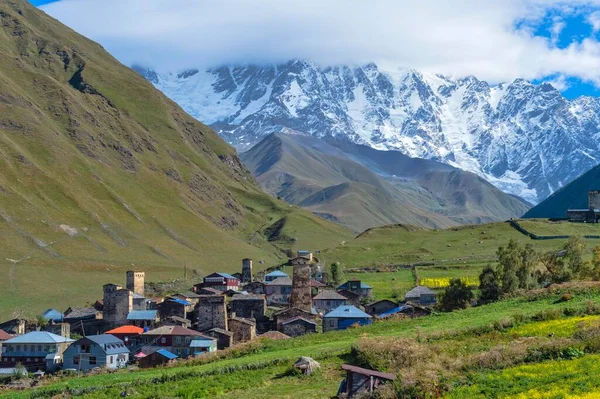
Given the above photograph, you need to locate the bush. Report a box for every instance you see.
[556,293,574,303]
[534,308,562,321]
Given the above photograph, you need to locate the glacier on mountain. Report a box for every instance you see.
[133,61,600,204]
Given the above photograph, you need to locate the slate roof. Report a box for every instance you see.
[266,276,293,286]
[127,310,158,321]
[265,270,288,278]
[365,299,397,307]
[313,290,348,301]
[324,305,372,319]
[208,328,234,337]
[336,289,360,300]
[63,307,98,320]
[156,349,178,360]
[230,294,265,301]
[105,325,144,335]
[195,287,223,295]
[337,281,372,290]
[4,331,74,344]
[281,316,316,326]
[310,279,326,287]
[229,317,256,326]
[143,326,205,337]
[175,292,201,299]
[405,286,436,298]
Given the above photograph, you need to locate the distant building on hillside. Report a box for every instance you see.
[337,280,373,298]
[567,190,600,223]
[405,286,437,306]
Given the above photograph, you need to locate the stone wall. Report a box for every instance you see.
[228,317,256,344]
[230,296,266,319]
[290,258,312,312]
[195,295,227,331]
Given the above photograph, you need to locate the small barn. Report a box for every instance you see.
[405,286,437,306]
[206,328,234,350]
[138,349,178,368]
[364,300,398,316]
[338,364,396,398]
[281,316,317,337]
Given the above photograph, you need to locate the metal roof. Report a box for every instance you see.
[105,325,144,335]
[143,325,204,336]
[405,286,436,298]
[281,316,316,325]
[337,281,372,290]
[216,272,238,280]
[63,307,98,320]
[166,298,191,306]
[266,276,293,286]
[313,290,348,301]
[265,270,288,278]
[41,309,63,322]
[378,304,413,318]
[324,305,372,319]
[4,331,74,344]
[189,338,216,348]
[127,310,158,321]
[156,349,178,360]
[0,329,13,340]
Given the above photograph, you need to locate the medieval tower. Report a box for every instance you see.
[290,256,312,313]
[241,258,253,284]
[126,270,145,297]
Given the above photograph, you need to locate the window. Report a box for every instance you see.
[73,356,79,365]
[37,345,42,352]
[81,344,91,353]
[328,320,335,327]
[15,345,20,352]
[161,338,166,344]
[184,336,190,344]
[89,357,97,365]
[175,336,181,344]
[109,356,114,364]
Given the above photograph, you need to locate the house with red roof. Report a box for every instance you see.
[104,325,144,347]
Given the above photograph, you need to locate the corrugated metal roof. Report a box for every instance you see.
[405,286,436,298]
[266,276,292,286]
[324,305,372,319]
[265,270,288,278]
[314,290,348,300]
[105,325,144,335]
[216,272,238,280]
[143,326,204,336]
[281,316,316,325]
[127,310,158,320]
[156,349,178,360]
[189,338,216,348]
[378,304,412,318]
[4,331,74,344]
[41,309,63,322]
[166,298,191,306]
[0,329,13,340]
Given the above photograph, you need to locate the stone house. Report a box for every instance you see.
[313,290,348,314]
[230,294,266,319]
[126,310,159,329]
[206,328,234,350]
[310,279,326,295]
[63,307,102,323]
[194,287,223,296]
[0,319,26,336]
[281,317,317,337]
[63,335,129,371]
[159,298,191,321]
[141,326,215,358]
[323,305,372,333]
[405,286,437,306]
[364,300,398,316]
[337,280,373,299]
[336,290,361,307]
[172,292,201,307]
[274,308,317,332]
[195,295,227,332]
[0,331,74,372]
[228,316,256,344]
[243,281,266,295]
[138,349,178,368]
[265,276,293,306]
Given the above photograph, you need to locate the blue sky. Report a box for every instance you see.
[30,0,600,99]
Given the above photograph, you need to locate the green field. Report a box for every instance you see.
[346,269,415,300]
[519,219,600,237]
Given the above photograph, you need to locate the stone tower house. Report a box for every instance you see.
[126,270,145,297]
[290,257,312,313]
[589,191,600,209]
[195,295,228,331]
[103,283,133,326]
[242,258,253,284]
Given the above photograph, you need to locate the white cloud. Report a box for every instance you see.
[589,11,600,32]
[40,0,600,85]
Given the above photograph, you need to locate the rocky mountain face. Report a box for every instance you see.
[135,61,600,204]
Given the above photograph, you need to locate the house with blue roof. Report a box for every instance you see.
[323,305,372,332]
[337,280,373,298]
[127,310,159,329]
[264,270,289,283]
[0,331,74,372]
[158,297,192,322]
[41,309,64,323]
[139,348,178,368]
[63,335,129,371]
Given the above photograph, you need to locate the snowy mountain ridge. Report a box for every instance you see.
[133,61,600,204]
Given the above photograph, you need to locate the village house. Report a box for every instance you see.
[230,294,266,319]
[313,290,348,314]
[228,316,256,344]
[172,292,201,307]
[159,298,191,321]
[265,276,293,306]
[104,325,144,347]
[338,364,396,398]
[336,290,361,307]
[164,316,192,328]
[264,270,289,283]
[141,326,215,358]
[127,309,159,328]
[243,281,266,295]
[190,336,217,356]
[337,280,373,299]
[196,272,240,292]
[63,335,129,371]
[364,300,398,316]
[63,307,102,323]
[0,319,26,336]
[281,317,317,337]
[274,308,317,332]
[0,330,13,354]
[194,287,223,296]
[311,279,326,295]
[41,309,64,323]
[405,286,437,306]
[206,328,234,350]
[323,305,372,333]
[139,348,178,368]
[195,295,228,332]
[0,331,74,372]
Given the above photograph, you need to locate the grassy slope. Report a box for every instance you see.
[6,287,600,398]
[0,0,351,319]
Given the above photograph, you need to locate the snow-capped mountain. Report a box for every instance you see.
[133,61,600,204]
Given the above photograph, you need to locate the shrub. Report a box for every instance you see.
[556,293,573,303]
[534,308,562,321]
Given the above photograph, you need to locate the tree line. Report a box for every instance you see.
[440,236,600,311]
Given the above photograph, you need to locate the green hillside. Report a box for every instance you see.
[0,0,351,319]
[524,164,600,218]
[242,133,530,232]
